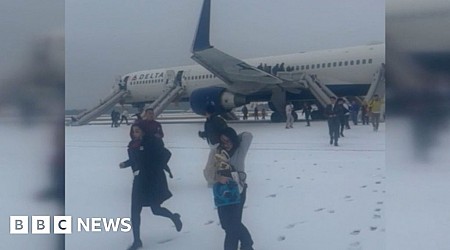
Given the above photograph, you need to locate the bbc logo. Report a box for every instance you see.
[10,216,131,234]
[10,216,72,234]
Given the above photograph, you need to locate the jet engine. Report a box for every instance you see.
[190,87,246,115]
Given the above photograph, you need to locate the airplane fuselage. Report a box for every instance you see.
[121,43,384,105]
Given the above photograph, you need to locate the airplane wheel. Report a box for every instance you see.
[292,111,298,121]
[270,112,285,123]
[311,110,324,120]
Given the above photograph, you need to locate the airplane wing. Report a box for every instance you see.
[191,0,283,94]
[192,48,283,85]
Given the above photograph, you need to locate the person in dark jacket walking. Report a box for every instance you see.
[120,124,182,250]
[325,97,345,146]
[199,104,228,186]
[302,102,312,126]
[241,105,248,120]
[349,100,360,125]
[338,98,350,137]
[111,109,120,127]
[135,108,164,138]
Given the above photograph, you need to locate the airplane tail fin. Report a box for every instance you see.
[191,0,213,52]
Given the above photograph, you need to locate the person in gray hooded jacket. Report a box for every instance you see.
[213,127,254,250]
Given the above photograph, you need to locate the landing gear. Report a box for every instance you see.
[292,111,298,121]
[270,112,284,122]
[311,110,324,120]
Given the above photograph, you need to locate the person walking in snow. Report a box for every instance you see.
[198,104,228,186]
[119,124,182,250]
[213,127,254,250]
[285,102,294,128]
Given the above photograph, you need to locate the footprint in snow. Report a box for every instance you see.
[370,226,378,231]
[314,208,325,212]
[374,208,381,212]
[277,236,286,241]
[350,230,360,235]
[286,224,296,229]
[157,238,174,244]
[347,241,362,250]
[204,220,214,225]
[360,185,367,188]
[266,194,277,198]
[344,195,354,201]
[286,221,306,229]
[377,201,383,205]
[328,210,335,213]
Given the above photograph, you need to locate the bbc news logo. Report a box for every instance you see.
[10,216,131,234]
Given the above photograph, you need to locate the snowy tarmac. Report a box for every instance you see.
[65,120,385,250]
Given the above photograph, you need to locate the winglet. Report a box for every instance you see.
[192,0,213,52]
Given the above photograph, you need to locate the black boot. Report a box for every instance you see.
[330,138,333,145]
[171,213,182,232]
[127,239,142,250]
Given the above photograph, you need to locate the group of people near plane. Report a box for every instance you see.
[111,109,130,127]
[116,95,382,249]
[325,95,383,146]
[241,105,266,120]
[118,106,254,250]
[282,95,382,146]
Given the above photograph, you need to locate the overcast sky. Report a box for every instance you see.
[65,0,385,110]
[0,0,63,78]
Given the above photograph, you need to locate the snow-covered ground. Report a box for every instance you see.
[65,120,386,250]
[3,118,449,249]
[0,123,62,250]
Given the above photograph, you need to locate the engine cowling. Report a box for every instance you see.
[190,87,246,115]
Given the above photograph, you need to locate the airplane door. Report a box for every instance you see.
[174,70,184,87]
[180,70,190,88]
[122,76,129,90]
[165,70,176,87]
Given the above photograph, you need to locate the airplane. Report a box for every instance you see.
[73,0,385,125]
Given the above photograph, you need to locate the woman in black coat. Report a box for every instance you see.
[120,124,182,250]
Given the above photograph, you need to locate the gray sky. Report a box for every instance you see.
[0,0,64,78]
[66,0,385,110]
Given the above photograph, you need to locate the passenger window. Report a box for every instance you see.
[333,62,337,67]
[350,60,354,65]
[356,60,360,65]
[368,58,373,64]
[338,62,342,66]
[362,59,366,64]
[344,61,348,66]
